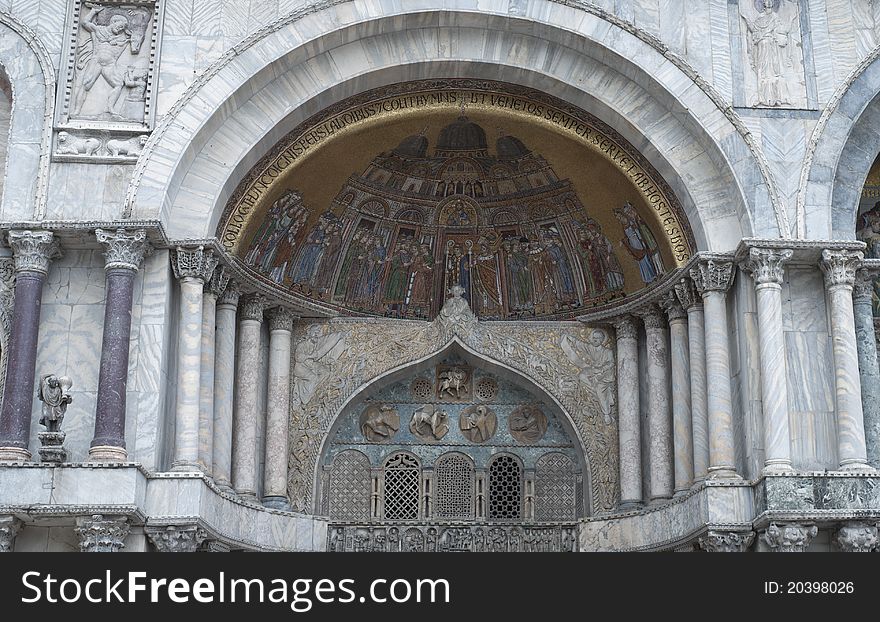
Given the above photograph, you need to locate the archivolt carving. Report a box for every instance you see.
[287,288,618,513]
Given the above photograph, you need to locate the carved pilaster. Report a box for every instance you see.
[146,524,208,553]
[239,293,267,322]
[698,530,755,553]
[95,228,151,272]
[690,258,735,294]
[761,522,818,552]
[820,249,863,289]
[7,230,62,275]
[206,265,231,297]
[75,514,131,552]
[0,516,22,552]
[742,248,792,287]
[170,246,219,283]
[674,277,701,310]
[834,522,879,552]
[661,292,687,322]
[267,307,296,332]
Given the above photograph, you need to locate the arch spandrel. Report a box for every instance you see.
[288,288,617,515]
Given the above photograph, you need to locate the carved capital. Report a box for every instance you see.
[661,291,687,321]
[674,277,701,310]
[95,228,151,272]
[698,530,755,553]
[690,258,735,294]
[835,522,879,552]
[205,265,231,297]
[7,230,62,275]
[146,524,208,553]
[820,249,863,289]
[170,246,219,282]
[761,522,818,552]
[0,516,22,552]
[239,293,267,322]
[638,305,666,330]
[217,281,240,306]
[742,248,792,287]
[75,514,130,552]
[613,315,639,341]
[267,306,296,332]
[853,267,880,303]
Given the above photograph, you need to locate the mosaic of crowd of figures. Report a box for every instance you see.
[243,116,666,320]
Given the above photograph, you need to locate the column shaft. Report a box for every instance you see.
[615,316,641,507]
[198,291,217,473]
[854,269,880,468]
[643,307,673,501]
[232,295,265,499]
[665,296,693,495]
[263,308,295,508]
[212,285,239,490]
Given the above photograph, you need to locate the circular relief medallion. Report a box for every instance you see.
[359,403,400,442]
[409,405,450,442]
[509,405,548,443]
[459,405,497,443]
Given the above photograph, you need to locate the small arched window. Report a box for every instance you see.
[488,454,522,520]
[434,452,475,519]
[382,452,421,520]
[328,450,371,521]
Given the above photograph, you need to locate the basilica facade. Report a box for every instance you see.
[1,0,880,553]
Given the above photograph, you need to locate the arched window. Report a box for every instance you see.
[328,450,371,520]
[383,452,421,520]
[434,452,474,519]
[488,454,522,520]
[535,452,577,521]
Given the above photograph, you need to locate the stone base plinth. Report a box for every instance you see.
[38,431,67,464]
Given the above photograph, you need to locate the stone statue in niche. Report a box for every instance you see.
[409,405,450,441]
[437,365,470,401]
[560,329,615,424]
[292,325,346,406]
[37,374,73,464]
[459,405,497,443]
[741,0,803,107]
[509,405,548,443]
[359,404,400,442]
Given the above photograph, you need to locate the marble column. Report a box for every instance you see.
[614,315,642,508]
[853,268,880,469]
[641,305,673,502]
[0,231,61,461]
[75,514,131,552]
[198,266,229,474]
[232,293,265,501]
[170,246,219,472]
[820,250,873,471]
[263,307,295,509]
[90,229,151,462]
[146,525,208,553]
[690,258,740,479]
[212,283,239,492]
[761,522,818,552]
[675,278,709,483]
[0,515,22,552]
[662,293,693,495]
[743,248,793,474]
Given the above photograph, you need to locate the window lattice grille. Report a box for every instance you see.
[383,453,420,520]
[488,455,522,520]
[328,450,371,520]
[535,453,577,521]
[435,453,474,519]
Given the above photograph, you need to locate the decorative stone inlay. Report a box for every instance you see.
[7,230,62,275]
[761,522,818,553]
[690,258,735,293]
[267,306,296,332]
[661,292,686,321]
[835,522,879,552]
[820,249,863,289]
[170,246,219,282]
[95,228,151,272]
[218,280,240,306]
[239,293,266,322]
[206,265,231,297]
[0,516,22,552]
[743,248,793,286]
[75,514,130,552]
[698,530,755,553]
[674,277,700,310]
[146,525,208,553]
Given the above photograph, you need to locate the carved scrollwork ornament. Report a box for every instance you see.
[75,514,131,553]
[698,530,755,553]
[834,522,879,553]
[95,228,151,272]
[7,230,62,275]
[761,521,818,552]
[146,525,209,553]
[239,293,267,322]
[674,277,700,310]
[819,249,863,289]
[613,315,639,341]
[267,306,296,332]
[206,265,232,297]
[0,516,22,553]
[853,267,880,303]
[690,258,735,294]
[171,245,219,282]
[743,247,793,287]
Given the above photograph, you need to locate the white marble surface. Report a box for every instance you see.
[644,313,673,501]
[232,316,262,498]
[703,291,739,478]
[263,319,292,501]
[686,305,709,482]
[213,297,238,489]
[171,278,205,470]
[668,315,693,493]
[615,318,642,505]
[198,292,218,473]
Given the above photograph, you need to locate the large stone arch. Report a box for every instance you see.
[125,1,779,252]
[0,12,54,220]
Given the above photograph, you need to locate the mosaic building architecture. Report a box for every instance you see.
[1,0,880,553]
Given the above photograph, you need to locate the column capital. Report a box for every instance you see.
[74,514,131,552]
[205,265,231,297]
[661,291,687,322]
[95,228,151,272]
[674,277,701,310]
[820,249,863,288]
[853,267,880,303]
[613,315,639,340]
[638,304,667,330]
[742,247,793,286]
[267,306,297,332]
[239,293,267,322]
[171,245,219,282]
[146,524,208,553]
[0,515,22,552]
[690,257,735,294]
[834,522,879,552]
[218,280,240,306]
[698,530,755,552]
[761,521,818,552]
[7,230,62,275]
